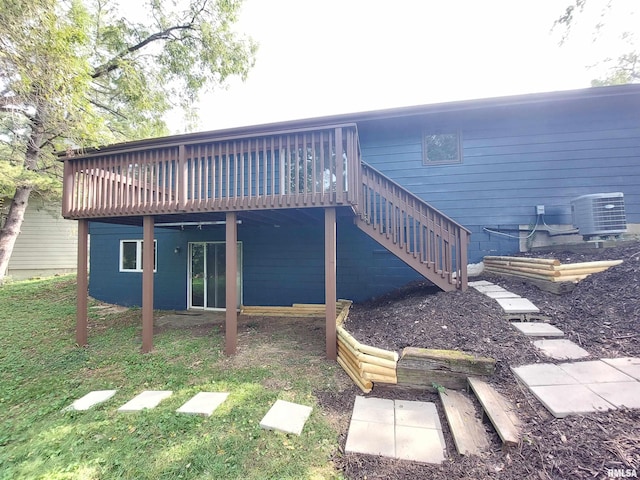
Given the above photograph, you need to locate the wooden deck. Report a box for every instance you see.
[65,123,471,356]
[62,124,360,219]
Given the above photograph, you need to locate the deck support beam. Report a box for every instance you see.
[142,215,155,353]
[76,219,89,347]
[225,212,238,355]
[325,207,337,360]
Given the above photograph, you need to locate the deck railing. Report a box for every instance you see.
[62,125,360,218]
[358,163,471,290]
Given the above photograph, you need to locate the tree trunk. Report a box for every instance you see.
[0,186,32,280]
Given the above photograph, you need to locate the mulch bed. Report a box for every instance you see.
[319,241,640,480]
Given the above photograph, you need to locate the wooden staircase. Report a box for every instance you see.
[354,162,471,291]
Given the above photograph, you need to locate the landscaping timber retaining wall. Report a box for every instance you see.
[336,325,399,393]
[241,300,352,318]
[484,256,623,283]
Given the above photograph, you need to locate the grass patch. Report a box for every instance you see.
[0,276,345,479]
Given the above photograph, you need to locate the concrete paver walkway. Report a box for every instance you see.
[533,339,590,360]
[472,280,590,360]
[510,322,564,337]
[472,279,640,417]
[602,357,640,381]
[512,359,640,417]
[345,396,446,463]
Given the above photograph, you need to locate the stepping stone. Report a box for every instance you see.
[345,397,446,463]
[350,396,394,424]
[495,297,539,314]
[471,284,508,293]
[118,391,173,412]
[587,382,640,409]
[468,280,493,287]
[510,322,564,337]
[63,390,117,411]
[602,357,640,381]
[396,425,446,464]
[395,400,440,429]
[176,392,229,416]
[559,361,636,384]
[484,291,521,299]
[533,339,589,360]
[345,397,395,456]
[259,399,312,436]
[528,384,616,418]
[511,364,579,386]
[345,417,396,457]
[394,400,446,463]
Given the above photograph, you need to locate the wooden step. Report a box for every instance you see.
[467,377,521,448]
[439,389,490,456]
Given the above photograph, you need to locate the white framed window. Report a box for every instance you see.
[119,240,157,272]
[422,131,462,165]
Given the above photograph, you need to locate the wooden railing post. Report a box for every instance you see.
[62,160,74,217]
[178,144,187,210]
[335,128,343,204]
[459,230,470,289]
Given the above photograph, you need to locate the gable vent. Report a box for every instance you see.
[571,192,627,238]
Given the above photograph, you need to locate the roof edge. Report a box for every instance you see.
[60,84,640,159]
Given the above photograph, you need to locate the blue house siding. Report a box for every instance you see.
[90,224,189,310]
[358,96,640,262]
[89,219,420,310]
[85,87,640,308]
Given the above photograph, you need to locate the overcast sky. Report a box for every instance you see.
[168,0,638,133]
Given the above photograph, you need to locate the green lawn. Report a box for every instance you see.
[0,276,344,479]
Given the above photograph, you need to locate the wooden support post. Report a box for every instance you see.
[225,212,238,355]
[76,219,89,347]
[62,160,74,217]
[141,215,154,353]
[325,207,337,360]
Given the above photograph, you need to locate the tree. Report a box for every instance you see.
[0,0,256,280]
[555,1,639,85]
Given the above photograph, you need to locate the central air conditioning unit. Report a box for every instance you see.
[571,192,627,238]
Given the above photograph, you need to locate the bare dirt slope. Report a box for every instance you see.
[325,242,640,479]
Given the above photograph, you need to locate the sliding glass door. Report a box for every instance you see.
[189,242,242,309]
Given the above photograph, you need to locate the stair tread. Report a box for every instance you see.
[439,389,490,456]
[467,377,520,447]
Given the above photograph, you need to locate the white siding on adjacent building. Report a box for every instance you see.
[3,199,78,279]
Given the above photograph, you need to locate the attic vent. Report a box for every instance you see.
[571,192,627,238]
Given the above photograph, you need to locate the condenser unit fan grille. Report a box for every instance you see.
[571,193,627,237]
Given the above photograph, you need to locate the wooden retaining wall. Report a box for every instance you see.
[336,325,399,393]
[484,256,623,283]
[241,300,352,318]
